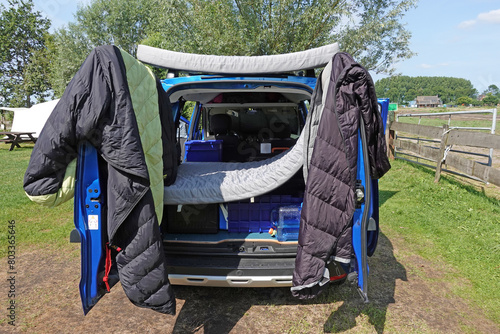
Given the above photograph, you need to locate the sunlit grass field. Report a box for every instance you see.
[0,143,498,326]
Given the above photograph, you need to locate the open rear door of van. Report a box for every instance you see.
[351,98,389,302]
[73,143,107,314]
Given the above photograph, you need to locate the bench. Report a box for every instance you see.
[0,131,37,151]
[0,99,59,151]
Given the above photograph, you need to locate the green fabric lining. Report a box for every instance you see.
[119,49,164,224]
[26,159,77,207]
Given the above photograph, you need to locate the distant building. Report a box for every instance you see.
[478,94,486,101]
[416,96,442,108]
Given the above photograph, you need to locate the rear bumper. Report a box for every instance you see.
[168,274,293,287]
[164,241,297,287]
[164,250,346,288]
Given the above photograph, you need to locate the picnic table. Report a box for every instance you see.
[0,131,37,151]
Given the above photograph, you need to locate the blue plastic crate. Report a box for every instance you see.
[228,195,302,233]
[185,140,222,162]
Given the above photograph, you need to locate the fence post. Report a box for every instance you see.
[488,108,497,167]
[434,124,450,183]
[387,110,395,160]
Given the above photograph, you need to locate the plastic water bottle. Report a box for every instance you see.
[276,205,301,242]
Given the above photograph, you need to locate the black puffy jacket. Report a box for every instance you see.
[24,45,178,314]
[292,52,390,298]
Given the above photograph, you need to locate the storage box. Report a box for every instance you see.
[228,195,302,233]
[163,204,219,234]
[184,140,222,162]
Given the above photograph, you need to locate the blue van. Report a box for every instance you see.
[69,45,389,314]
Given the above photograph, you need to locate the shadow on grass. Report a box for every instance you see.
[379,190,398,207]
[0,143,35,152]
[323,231,407,333]
[170,231,406,333]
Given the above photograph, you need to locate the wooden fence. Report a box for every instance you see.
[387,113,500,187]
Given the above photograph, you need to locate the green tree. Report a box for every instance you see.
[483,84,500,98]
[482,93,499,106]
[146,0,417,75]
[456,96,473,106]
[50,0,418,96]
[375,76,477,105]
[0,0,51,107]
[49,22,95,97]
[74,0,155,56]
[50,0,158,96]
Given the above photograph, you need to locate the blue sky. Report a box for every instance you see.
[373,0,500,94]
[2,0,500,94]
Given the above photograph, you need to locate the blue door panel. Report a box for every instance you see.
[74,143,105,314]
[351,98,389,301]
[352,129,370,302]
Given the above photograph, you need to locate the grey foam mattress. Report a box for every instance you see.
[138,43,339,75]
[163,136,304,205]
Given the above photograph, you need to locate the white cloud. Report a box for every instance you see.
[459,9,500,29]
[477,9,500,24]
[458,20,476,29]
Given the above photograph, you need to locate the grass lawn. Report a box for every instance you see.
[0,142,499,329]
[378,160,500,323]
[0,143,74,258]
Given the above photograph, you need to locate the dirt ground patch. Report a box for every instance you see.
[1,230,498,334]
